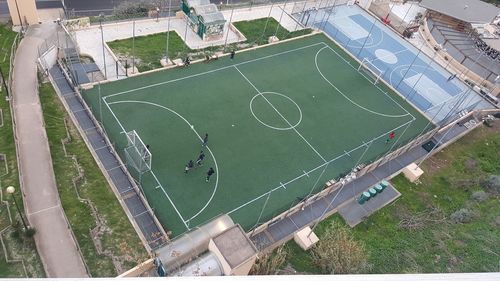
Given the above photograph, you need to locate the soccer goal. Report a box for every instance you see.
[124,130,151,174]
[358,58,384,84]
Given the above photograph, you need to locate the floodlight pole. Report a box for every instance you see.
[132,20,135,74]
[274,0,289,37]
[317,0,331,29]
[260,4,275,42]
[395,40,425,90]
[6,186,29,230]
[405,47,441,102]
[99,14,107,80]
[165,0,172,63]
[357,19,377,57]
[223,8,234,50]
[13,0,23,32]
[321,0,337,30]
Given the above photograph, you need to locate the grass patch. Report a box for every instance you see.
[284,123,500,273]
[233,17,312,46]
[108,31,191,72]
[39,82,148,276]
[0,24,45,278]
[107,17,311,72]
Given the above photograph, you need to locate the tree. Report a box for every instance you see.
[249,245,288,275]
[311,221,369,274]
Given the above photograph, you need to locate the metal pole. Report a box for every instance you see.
[165,0,172,63]
[274,0,289,37]
[11,193,28,230]
[260,4,275,43]
[132,20,135,74]
[395,41,425,90]
[0,66,9,98]
[224,8,235,50]
[183,15,189,48]
[317,0,331,29]
[13,0,23,32]
[321,0,336,30]
[100,15,107,80]
[405,49,440,102]
[98,82,102,122]
[400,1,414,30]
[311,0,325,26]
[308,138,373,238]
[357,18,377,57]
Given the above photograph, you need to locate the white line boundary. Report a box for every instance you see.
[103,98,191,230]
[96,39,420,227]
[104,42,326,100]
[226,117,416,216]
[315,46,411,118]
[234,65,327,163]
[320,42,416,119]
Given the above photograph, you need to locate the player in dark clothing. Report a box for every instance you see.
[202,133,208,147]
[230,50,235,59]
[196,151,205,166]
[185,160,194,174]
[206,167,215,182]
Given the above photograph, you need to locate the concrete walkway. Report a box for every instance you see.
[73,3,302,81]
[11,23,88,277]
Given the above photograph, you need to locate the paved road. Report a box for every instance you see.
[11,23,88,277]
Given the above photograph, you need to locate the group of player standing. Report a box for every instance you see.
[184,133,215,182]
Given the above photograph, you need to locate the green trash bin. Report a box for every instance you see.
[369,188,377,197]
[380,180,389,189]
[358,191,371,204]
[374,184,384,193]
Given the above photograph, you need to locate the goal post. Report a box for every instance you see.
[358,58,384,84]
[124,130,152,174]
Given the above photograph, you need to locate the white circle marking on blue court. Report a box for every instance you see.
[375,49,398,64]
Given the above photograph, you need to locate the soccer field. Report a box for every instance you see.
[82,34,431,237]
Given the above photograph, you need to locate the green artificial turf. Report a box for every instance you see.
[82,34,430,237]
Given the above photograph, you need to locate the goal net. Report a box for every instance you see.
[124,130,151,174]
[358,58,384,84]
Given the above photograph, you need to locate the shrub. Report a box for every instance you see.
[471,191,488,202]
[24,227,37,238]
[481,175,500,195]
[311,221,369,274]
[249,245,288,275]
[450,208,477,224]
[113,1,152,19]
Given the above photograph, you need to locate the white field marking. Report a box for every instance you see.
[234,66,327,163]
[320,43,414,119]
[320,14,384,49]
[107,100,220,224]
[249,92,303,131]
[303,170,309,177]
[369,48,410,64]
[424,89,468,114]
[227,117,415,216]
[104,42,326,100]
[388,63,466,112]
[104,99,190,229]
[315,46,410,118]
[388,63,439,89]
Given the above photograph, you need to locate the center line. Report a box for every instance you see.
[234,66,327,163]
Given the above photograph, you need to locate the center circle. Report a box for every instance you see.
[375,49,398,64]
[249,92,302,131]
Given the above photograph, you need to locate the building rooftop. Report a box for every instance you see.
[420,0,500,24]
[212,225,257,268]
